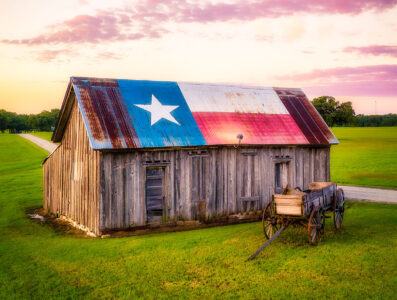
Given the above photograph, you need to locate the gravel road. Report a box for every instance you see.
[18,133,58,153]
[339,185,396,204]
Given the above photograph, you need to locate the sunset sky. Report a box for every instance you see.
[1,0,397,115]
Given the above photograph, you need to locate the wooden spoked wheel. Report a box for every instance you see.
[334,189,345,230]
[308,209,324,245]
[262,202,279,240]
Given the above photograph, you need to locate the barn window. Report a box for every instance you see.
[274,162,290,194]
[188,150,208,157]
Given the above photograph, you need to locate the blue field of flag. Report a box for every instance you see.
[117,80,207,147]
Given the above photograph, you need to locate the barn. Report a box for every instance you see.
[43,77,338,235]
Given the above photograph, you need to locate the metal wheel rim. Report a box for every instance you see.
[308,209,320,245]
[334,189,345,230]
[319,211,325,235]
[262,202,279,240]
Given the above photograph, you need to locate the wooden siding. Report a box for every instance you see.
[43,98,101,234]
[100,146,330,231]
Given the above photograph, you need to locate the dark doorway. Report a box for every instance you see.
[145,167,165,223]
[275,162,290,194]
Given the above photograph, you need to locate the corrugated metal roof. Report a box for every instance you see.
[274,88,339,145]
[53,77,338,149]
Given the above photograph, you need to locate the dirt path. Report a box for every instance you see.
[18,134,58,153]
[339,185,397,204]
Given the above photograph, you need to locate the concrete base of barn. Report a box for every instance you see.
[101,211,262,237]
[39,209,262,238]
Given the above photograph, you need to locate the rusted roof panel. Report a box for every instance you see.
[54,77,338,149]
[275,88,338,145]
[73,78,141,149]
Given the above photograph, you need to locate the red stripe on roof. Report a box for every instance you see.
[192,112,309,145]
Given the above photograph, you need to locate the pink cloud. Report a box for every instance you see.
[279,65,397,97]
[2,0,397,46]
[279,65,397,81]
[34,49,72,62]
[305,81,397,97]
[2,13,150,45]
[96,51,122,60]
[344,45,397,57]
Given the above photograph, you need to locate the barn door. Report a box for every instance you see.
[145,167,165,223]
[188,151,209,221]
[241,152,260,211]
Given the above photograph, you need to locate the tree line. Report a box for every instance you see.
[311,96,397,127]
[0,109,60,133]
[0,97,396,133]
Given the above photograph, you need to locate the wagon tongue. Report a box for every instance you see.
[247,225,287,261]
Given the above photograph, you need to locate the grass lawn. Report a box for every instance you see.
[331,127,397,189]
[0,133,396,299]
[29,131,54,142]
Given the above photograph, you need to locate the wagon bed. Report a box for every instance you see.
[274,182,337,218]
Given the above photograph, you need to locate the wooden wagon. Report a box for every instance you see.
[248,182,345,260]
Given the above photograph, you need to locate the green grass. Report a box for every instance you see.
[331,127,397,189]
[29,131,54,142]
[0,133,396,299]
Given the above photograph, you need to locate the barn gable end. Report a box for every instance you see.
[44,95,101,234]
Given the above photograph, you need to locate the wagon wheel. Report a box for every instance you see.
[319,210,326,235]
[262,202,279,240]
[308,209,324,245]
[333,189,345,230]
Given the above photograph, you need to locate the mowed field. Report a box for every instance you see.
[331,127,397,189]
[0,133,396,299]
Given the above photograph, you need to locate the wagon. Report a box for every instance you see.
[248,182,345,260]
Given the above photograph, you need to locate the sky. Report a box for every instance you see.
[1,0,397,115]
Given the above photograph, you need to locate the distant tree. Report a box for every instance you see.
[6,111,28,133]
[0,110,7,133]
[334,101,356,126]
[27,114,39,130]
[355,114,397,127]
[0,108,60,133]
[312,96,356,126]
[34,109,59,131]
[311,96,338,126]
[379,114,397,126]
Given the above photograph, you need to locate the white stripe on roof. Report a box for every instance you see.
[178,83,288,114]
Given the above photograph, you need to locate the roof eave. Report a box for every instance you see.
[52,79,75,142]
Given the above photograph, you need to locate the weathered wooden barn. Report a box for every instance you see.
[43,77,338,235]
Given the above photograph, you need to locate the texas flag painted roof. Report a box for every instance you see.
[53,77,338,149]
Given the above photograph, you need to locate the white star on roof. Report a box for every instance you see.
[134,95,180,126]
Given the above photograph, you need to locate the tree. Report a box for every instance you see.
[0,110,7,133]
[312,96,356,126]
[0,108,60,133]
[311,96,338,126]
[355,114,397,127]
[334,101,355,126]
